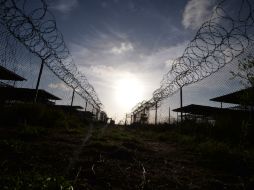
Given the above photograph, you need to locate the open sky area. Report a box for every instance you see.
[43,0,247,121]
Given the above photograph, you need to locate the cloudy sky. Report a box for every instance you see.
[46,0,242,120]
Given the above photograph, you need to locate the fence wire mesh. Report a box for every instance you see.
[130,0,254,125]
[0,0,101,116]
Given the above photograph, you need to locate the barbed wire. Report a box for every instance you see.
[132,0,254,115]
[0,0,102,109]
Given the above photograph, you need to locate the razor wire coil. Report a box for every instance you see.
[132,0,254,115]
[0,0,102,109]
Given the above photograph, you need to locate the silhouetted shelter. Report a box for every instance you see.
[173,104,218,116]
[173,104,248,117]
[0,81,12,87]
[210,87,254,105]
[79,111,95,119]
[0,87,60,103]
[53,105,83,111]
[0,65,26,81]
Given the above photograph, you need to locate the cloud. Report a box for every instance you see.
[182,0,215,30]
[101,2,108,8]
[50,0,78,13]
[48,82,71,92]
[140,41,188,71]
[68,29,188,119]
[110,42,134,55]
[78,64,161,117]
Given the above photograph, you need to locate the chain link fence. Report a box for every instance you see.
[0,0,104,120]
[130,0,254,125]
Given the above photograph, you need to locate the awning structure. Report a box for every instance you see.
[0,66,26,81]
[52,105,83,111]
[173,104,222,116]
[210,87,254,105]
[82,111,95,116]
[172,104,248,116]
[0,87,61,102]
[79,111,95,119]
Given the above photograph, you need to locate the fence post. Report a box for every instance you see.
[155,101,158,125]
[85,101,88,111]
[125,113,127,126]
[95,108,98,121]
[168,106,170,125]
[177,112,179,126]
[92,104,94,119]
[180,87,183,122]
[97,108,100,121]
[34,56,50,103]
[70,88,75,106]
[34,59,45,103]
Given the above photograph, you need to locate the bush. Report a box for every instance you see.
[197,140,230,159]
[18,124,47,139]
[0,174,73,190]
[0,103,85,129]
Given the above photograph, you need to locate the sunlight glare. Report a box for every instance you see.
[114,75,144,110]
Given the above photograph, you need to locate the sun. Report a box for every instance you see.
[114,75,144,110]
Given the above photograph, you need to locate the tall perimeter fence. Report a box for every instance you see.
[130,0,254,125]
[0,0,104,119]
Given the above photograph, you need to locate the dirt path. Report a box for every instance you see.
[0,126,252,189]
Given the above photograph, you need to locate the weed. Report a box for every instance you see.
[0,174,73,190]
[196,140,230,159]
[18,124,47,139]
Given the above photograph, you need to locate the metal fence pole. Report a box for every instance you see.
[92,104,94,118]
[125,113,127,126]
[34,59,45,103]
[70,88,75,106]
[168,106,170,125]
[96,108,99,121]
[34,55,50,103]
[85,101,88,111]
[180,87,183,122]
[155,101,158,125]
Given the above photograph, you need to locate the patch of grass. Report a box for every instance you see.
[18,124,47,139]
[121,140,146,152]
[0,103,87,129]
[0,138,31,154]
[196,140,230,159]
[1,118,254,189]
[109,130,134,141]
[0,173,73,190]
[87,141,119,152]
[97,127,136,142]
